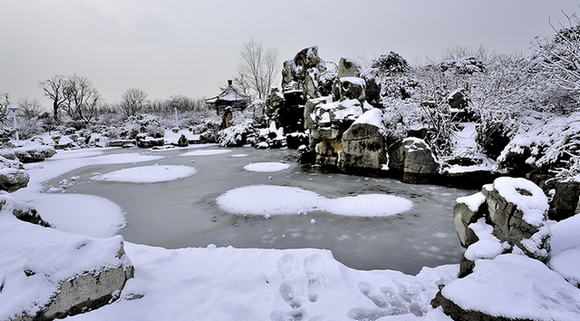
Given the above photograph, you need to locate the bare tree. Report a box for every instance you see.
[533,11,580,92]
[39,75,68,121]
[120,88,148,116]
[63,74,101,125]
[237,38,279,100]
[0,93,9,124]
[17,97,44,119]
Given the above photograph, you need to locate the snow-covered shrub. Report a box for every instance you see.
[371,51,410,74]
[217,120,254,147]
[495,112,580,177]
[440,56,486,74]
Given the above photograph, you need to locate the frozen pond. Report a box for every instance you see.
[47,145,475,274]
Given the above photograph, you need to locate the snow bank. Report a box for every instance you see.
[216,185,412,217]
[441,254,580,320]
[243,162,290,172]
[27,193,125,238]
[93,165,197,183]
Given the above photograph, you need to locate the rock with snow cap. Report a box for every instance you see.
[339,108,387,172]
[13,144,56,163]
[3,236,134,321]
[432,254,580,321]
[338,77,366,102]
[482,177,550,262]
[0,156,29,192]
[389,138,440,184]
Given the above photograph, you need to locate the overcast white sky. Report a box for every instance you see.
[1,0,578,106]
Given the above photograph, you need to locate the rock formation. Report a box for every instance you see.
[13,145,56,163]
[5,236,134,321]
[0,155,29,192]
[389,138,441,184]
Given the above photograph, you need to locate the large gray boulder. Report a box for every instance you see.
[339,109,387,172]
[337,56,363,79]
[0,156,29,192]
[550,180,580,221]
[338,77,366,102]
[13,145,56,163]
[389,138,440,184]
[453,177,552,277]
[4,236,134,321]
[432,254,580,321]
[482,177,550,261]
[453,192,486,248]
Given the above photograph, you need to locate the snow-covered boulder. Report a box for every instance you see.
[337,56,363,79]
[453,192,486,248]
[218,121,254,147]
[338,77,366,102]
[432,254,580,321]
[389,138,440,184]
[135,133,164,149]
[482,177,550,261]
[454,177,552,276]
[0,156,29,192]
[1,235,134,321]
[0,194,50,227]
[339,108,387,172]
[13,144,56,163]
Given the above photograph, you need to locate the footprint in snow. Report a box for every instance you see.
[348,279,426,321]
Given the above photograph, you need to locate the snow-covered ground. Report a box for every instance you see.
[1,143,580,320]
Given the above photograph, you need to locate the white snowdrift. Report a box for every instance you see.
[216,185,413,217]
[93,165,197,183]
[441,254,580,320]
[180,149,232,156]
[243,162,291,172]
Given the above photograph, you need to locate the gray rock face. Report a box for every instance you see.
[550,180,580,221]
[453,177,551,277]
[0,156,30,192]
[337,56,363,79]
[13,145,57,163]
[389,138,440,184]
[176,134,189,147]
[338,77,366,102]
[482,179,550,261]
[452,192,486,248]
[339,109,387,172]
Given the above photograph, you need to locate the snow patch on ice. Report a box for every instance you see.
[179,149,232,156]
[92,165,197,183]
[243,162,290,172]
[216,185,412,217]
